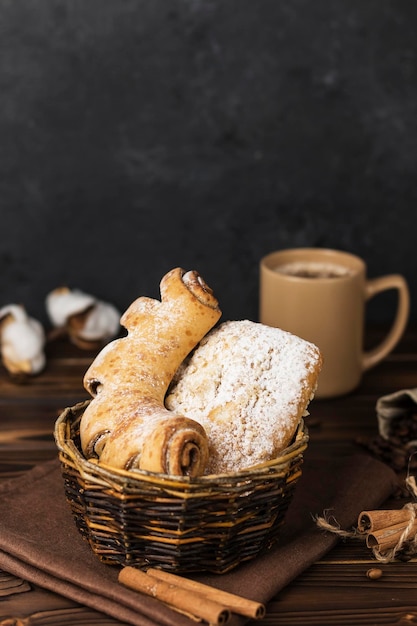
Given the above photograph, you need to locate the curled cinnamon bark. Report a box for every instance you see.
[118,567,231,625]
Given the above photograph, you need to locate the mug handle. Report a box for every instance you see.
[362,274,410,371]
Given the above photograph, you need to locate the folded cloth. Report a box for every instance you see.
[0,453,397,626]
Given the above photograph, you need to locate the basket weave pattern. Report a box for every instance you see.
[55,400,308,574]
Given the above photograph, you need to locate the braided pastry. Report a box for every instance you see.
[79,268,221,475]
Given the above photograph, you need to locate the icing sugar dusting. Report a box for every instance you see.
[166,320,322,474]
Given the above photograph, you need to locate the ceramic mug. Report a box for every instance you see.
[259,248,410,399]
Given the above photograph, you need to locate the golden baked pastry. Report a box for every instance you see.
[166,320,322,474]
[79,268,221,475]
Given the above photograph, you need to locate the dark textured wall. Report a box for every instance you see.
[2,0,417,328]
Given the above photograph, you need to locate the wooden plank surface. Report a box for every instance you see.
[1,329,417,625]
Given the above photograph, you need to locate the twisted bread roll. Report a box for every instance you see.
[79,268,221,475]
[96,397,209,475]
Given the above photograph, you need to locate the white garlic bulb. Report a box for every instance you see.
[46,287,120,348]
[0,304,46,375]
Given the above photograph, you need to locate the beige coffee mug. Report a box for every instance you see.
[259,248,410,399]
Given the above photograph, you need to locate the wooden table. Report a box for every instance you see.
[1,327,417,625]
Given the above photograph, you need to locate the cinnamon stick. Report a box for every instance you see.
[147,567,266,620]
[358,509,414,533]
[366,519,417,551]
[118,566,230,625]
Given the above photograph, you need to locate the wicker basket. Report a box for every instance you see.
[54,400,308,574]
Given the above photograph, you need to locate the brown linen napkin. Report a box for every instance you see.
[0,453,398,626]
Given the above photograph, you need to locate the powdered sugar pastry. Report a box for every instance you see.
[166,320,322,474]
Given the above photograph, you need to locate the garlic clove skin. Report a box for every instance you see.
[46,287,121,349]
[0,304,46,375]
[73,300,121,343]
[46,287,96,328]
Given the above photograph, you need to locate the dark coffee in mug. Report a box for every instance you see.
[274,261,352,279]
